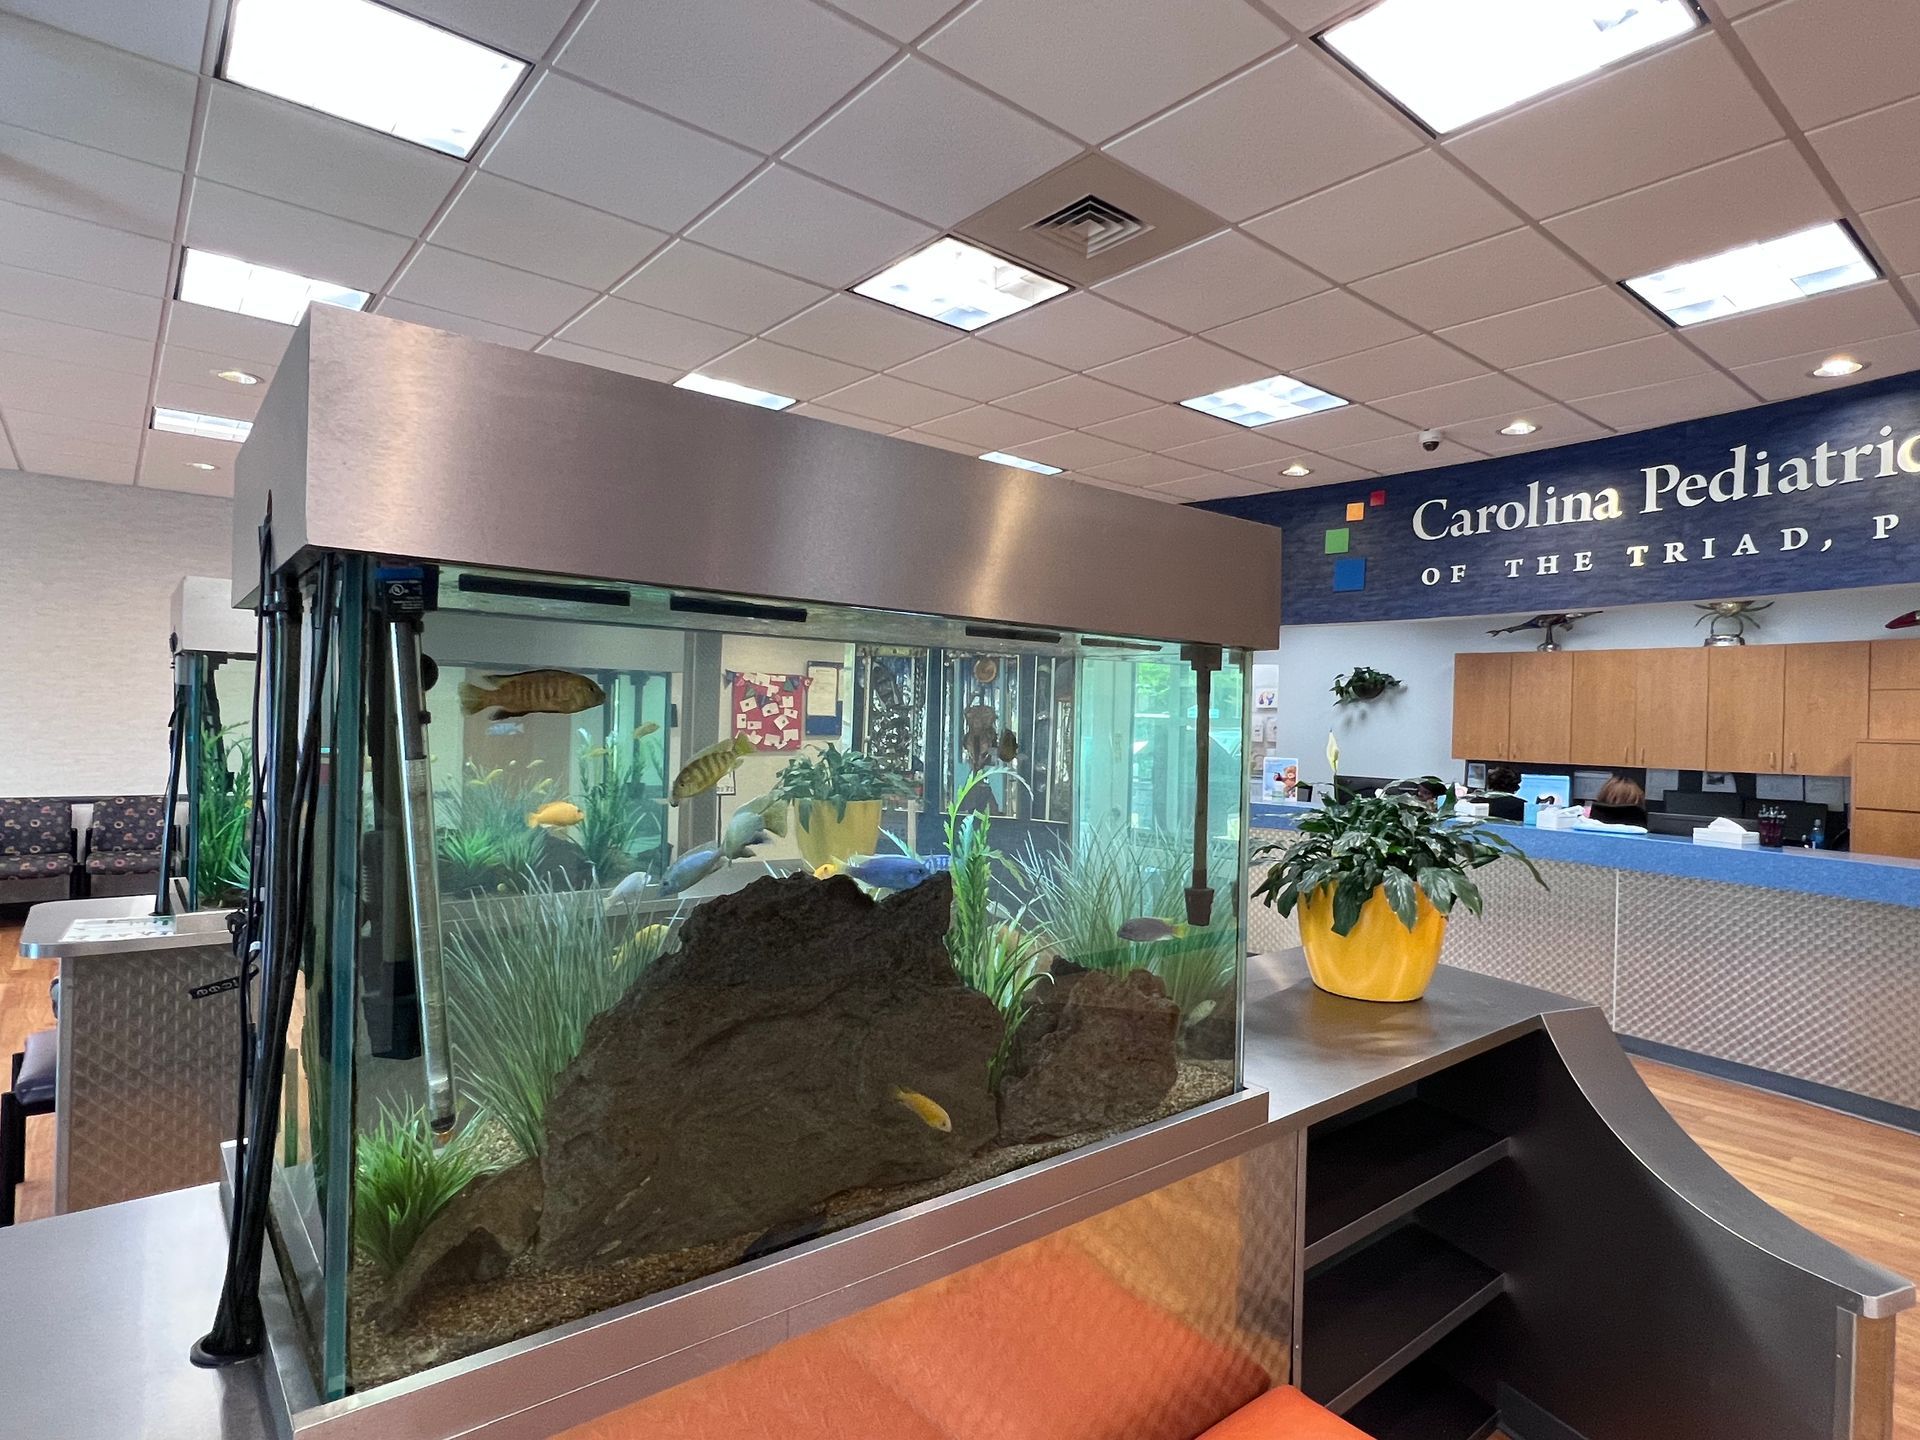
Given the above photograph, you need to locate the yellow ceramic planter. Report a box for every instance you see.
[793,799,884,869]
[1298,883,1448,1002]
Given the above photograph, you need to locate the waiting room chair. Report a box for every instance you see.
[82,796,172,899]
[1,1028,56,1227]
[0,799,78,906]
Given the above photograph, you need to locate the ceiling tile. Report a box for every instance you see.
[12,443,136,485]
[0,263,161,340]
[1682,281,1916,368]
[1244,151,1516,284]
[156,342,275,393]
[185,180,413,293]
[2,407,133,448]
[687,166,936,288]
[701,338,870,400]
[1353,229,1591,331]
[1572,371,1756,432]
[786,57,1080,227]
[139,427,243,493]
[923,0,1283,143]
[1510,333,1713,403]
[429,173,669,290]
[1152,471,1271,501]
[1014,430,1142,471]
[375,298,544,348]
[0,311,153,376]
[1544,143,1836,281]
[1081,452,1209,487]
[1732,327,1920,401]
[390,246,595,333]
[763,293,953,368]
[165,301,295,368]
[554,296,746,369]
[983,292,1181,370]
[0,197,171,294]
[535,339,681,383]
[1226,452,1376,487]
[1163,429,1298,471]
[1332,433,1485,472]
[1093,231,1322,331]
[1297,334,1485,402]
[0,122,181,239]
[1474,411,1613,455]
[895,428,982,455]
[199,84,463,236]
[559,0,895,152]
[1734,0,1920,131]
[0,431,12,471]
[388,0,579,57]
[826,0,954,41]
[886,339,1068,403]
[1445,36,1782,218]
[1083,403,1230,450]
[3,0,211,70]
[1086,337,1264,404]
[787,403,901,436]
[1106,47,1419,222]
[1206,288,1415,371]
[0,350,149,423]
[998,373,1157,428]
[0,15,195,168]
[484,73,759,230]
[813,372,970,425]
[1372,372,1547,429]
[1257,402,1405,451]
[914,404,1066,448]
[1438,287,1659,371]
[1808,96,1920,213]
[615,242,827,334]
[154,372,265,421]
[1866,198,1920,276]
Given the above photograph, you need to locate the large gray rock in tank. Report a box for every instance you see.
[998,967,1179,1144]
[380,1160,543,1319]
[535,872,1000,1266]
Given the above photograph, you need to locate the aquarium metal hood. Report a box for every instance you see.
[232,307,1283,649]
[170,575,257,658]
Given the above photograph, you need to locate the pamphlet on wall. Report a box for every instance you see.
[1754,774,1805,802]
[1643,769,1680,802]
[1804,776,1849,810]
[1262,756,1300,802]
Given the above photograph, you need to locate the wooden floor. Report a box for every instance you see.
[2,918,1916,1432]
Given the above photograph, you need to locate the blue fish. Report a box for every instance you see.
[660,845,728,896]
[843,855,936,891]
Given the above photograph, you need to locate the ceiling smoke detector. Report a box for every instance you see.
[1024,195,1152,261]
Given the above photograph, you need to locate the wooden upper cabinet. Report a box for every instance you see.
[1707,645,1786,773]
[1452,652,1512,760]
[1507,651,1572,764]
[1569,650,1638,767]
[1633,648,1709,770]
[1782,642,1869,775]
[1871,637,1920,690]
[1854,741,1920,812]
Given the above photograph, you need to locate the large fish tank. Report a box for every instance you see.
[232,309,1283,1410]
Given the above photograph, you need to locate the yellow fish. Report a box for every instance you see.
[458,669,606,718]
[670,735,755,805]
[635,722,659,740]
[892,1087,951,1133]
[526,801,586,829]
[813,862,843,880]
[612,923,672,968]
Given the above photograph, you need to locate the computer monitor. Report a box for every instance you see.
[1648,810,1757,837]
[1659,788,1744,818]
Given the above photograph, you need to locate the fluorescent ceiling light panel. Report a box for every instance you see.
[1623,222,1878,327]
[674,374,797,410]
[178,249,369,326]
[981,450,1062,474]
[153,407,254,443]
[1181,375,1348,428]
[222,0,527,158]
[853,238,1068,332]
[1322,0,1701,135]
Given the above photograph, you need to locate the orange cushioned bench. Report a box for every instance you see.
[562,1239,1369,1440]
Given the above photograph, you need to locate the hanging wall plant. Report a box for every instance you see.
[1331,666,1402,706]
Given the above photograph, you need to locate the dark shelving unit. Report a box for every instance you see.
[1342,1360,1499,1440]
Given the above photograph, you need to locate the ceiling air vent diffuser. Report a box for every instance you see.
[1025,195,1152,260]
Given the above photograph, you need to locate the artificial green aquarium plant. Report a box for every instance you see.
[194,724,252,909]
[354,1104,501,1276]
[1330,666,1402,705]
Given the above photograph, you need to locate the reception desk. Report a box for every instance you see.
[1251,803,1920,1129]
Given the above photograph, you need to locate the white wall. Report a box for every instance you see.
[1256,581,1920,787]
[1,471,235,797]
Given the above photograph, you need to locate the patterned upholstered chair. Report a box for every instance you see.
[83,796,172,898]
[0,799,78,906]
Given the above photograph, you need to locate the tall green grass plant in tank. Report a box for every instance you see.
[574,724,669,883]
[435,761,556,895]
[195,725,253,909]
[354,1105,500,1277]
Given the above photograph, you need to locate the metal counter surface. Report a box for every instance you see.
[18,895,235,958]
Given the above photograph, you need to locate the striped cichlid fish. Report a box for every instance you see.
[458,669,605,718]
[670,735,755,805]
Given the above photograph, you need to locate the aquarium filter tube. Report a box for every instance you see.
[1183,644,1222,929]
[154,650,188,917]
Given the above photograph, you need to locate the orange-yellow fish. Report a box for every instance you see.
[459,669,605,718]
[526,801,586,829]
[892,1087,951,1132]
[813,862,843,880]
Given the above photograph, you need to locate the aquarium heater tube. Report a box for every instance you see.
[1183,645,1221,930]
[153,654,188,917]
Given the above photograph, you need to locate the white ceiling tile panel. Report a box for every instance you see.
[534,339,682,384]
[12,443,137,485]
[1371,371,1549,429]
[0,16,196,168]
[1864,198,1920,277]
[1682,281,1917,369]
[1332,433,1486,472]
[787,403,902,436]
[812,372,971,425]
[1573,371,1758,432]
[390,246,596,333]
[997,373,1158,428]
[701,338,871,400]
[0,263,162,340]
[894,428,983,455]
[375,298,545,349]
[1,407,135,448]
[1162,428,1298,471]
[1353,229,1593,331]
[828,0,958,42]
[156,343,274,392]
[1255,0,1351,33]
[885,339,1068,403]
[1734,0,1920,132]
[785,57,1080,227]
[2,0,211,70]
[687,166,936,288]
[153,374,265,421]
[385,0,579,58]
[138,427,244,492]
[913,403,1066,448]
[0,351,149,423]
[1252,402,1406,451]
[923,0,1285,143]
[1732,328,1920,402]
[1083,403,1232,451]
[1151,471,1272,501]
[1473,411,1613,454]
[615,242,827,334]
[1438,288,1660,371]
[1297,334,1486,401]
[185,180,414,293]
[0,197,172,294]
[484,73,759,230]
[983,292,1181,370]
[763,293,953,368]
[1808,96,1920,213]
[0,122,181,240]
[1080,452,1208,487]
[1105,48,1420,222]
[1013,429,1143,471]
[428,173,669,290]
[559,0,896,152]
[1086,337,1264,404]
[1093,231,1323,332]
[554,296,747,370]
[1226,453,1377,487]
[164,302,295,368]
[1510,333,1715,403]
[1205,288,1416,371]
[0,311,154,376]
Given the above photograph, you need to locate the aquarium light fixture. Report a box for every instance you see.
[980,450,1063,474]
[152,406,253,443]
[1321,0,1702,135]
[221,0,527,158]
[177,249,369,326]
[1811,355,1865,378]
[1623,222,1878,327]
[672,373,797,410]
[852,237,1068,332]
[1181,374,1348,428]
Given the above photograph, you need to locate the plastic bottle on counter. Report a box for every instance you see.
[1809,814,1826,849]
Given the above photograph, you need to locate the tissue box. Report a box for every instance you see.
[1535,806,1584,831]
[1455,800,1490,819]
[1692,826,1760,848]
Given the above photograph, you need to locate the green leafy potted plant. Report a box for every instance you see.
[1330,666,1402,705]
[769,743,916,868]
[1252,772,1543,1002]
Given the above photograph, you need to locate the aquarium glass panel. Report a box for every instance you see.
[184,652,257,909]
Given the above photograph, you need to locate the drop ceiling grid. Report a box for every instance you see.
[0,0,1913,503]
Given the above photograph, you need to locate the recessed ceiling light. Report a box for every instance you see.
[1498,419,1539,436]
[1322,0,1702,135]
[212,368,262,386]
[1280,462,1313,477]
[852,237,1068,332]
[1624,222,1879,327]
[178,249,369,326]
[221,0,527,159]
[981,450,1063,475]
[1811,356,1865,378]
[185,461,219,471]
[673,373,796,410]
[152,407,253,443]
[1181,375,1348,429]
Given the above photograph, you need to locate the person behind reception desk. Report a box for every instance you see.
[1589,775,1649,828]
[1483,764,1526,822]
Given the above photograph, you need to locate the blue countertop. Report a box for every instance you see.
[1249,800,1920,909]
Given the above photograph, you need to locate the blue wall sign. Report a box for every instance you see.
[1195,369,1920,624]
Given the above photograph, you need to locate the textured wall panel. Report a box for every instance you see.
[1436,858,1617,1017]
